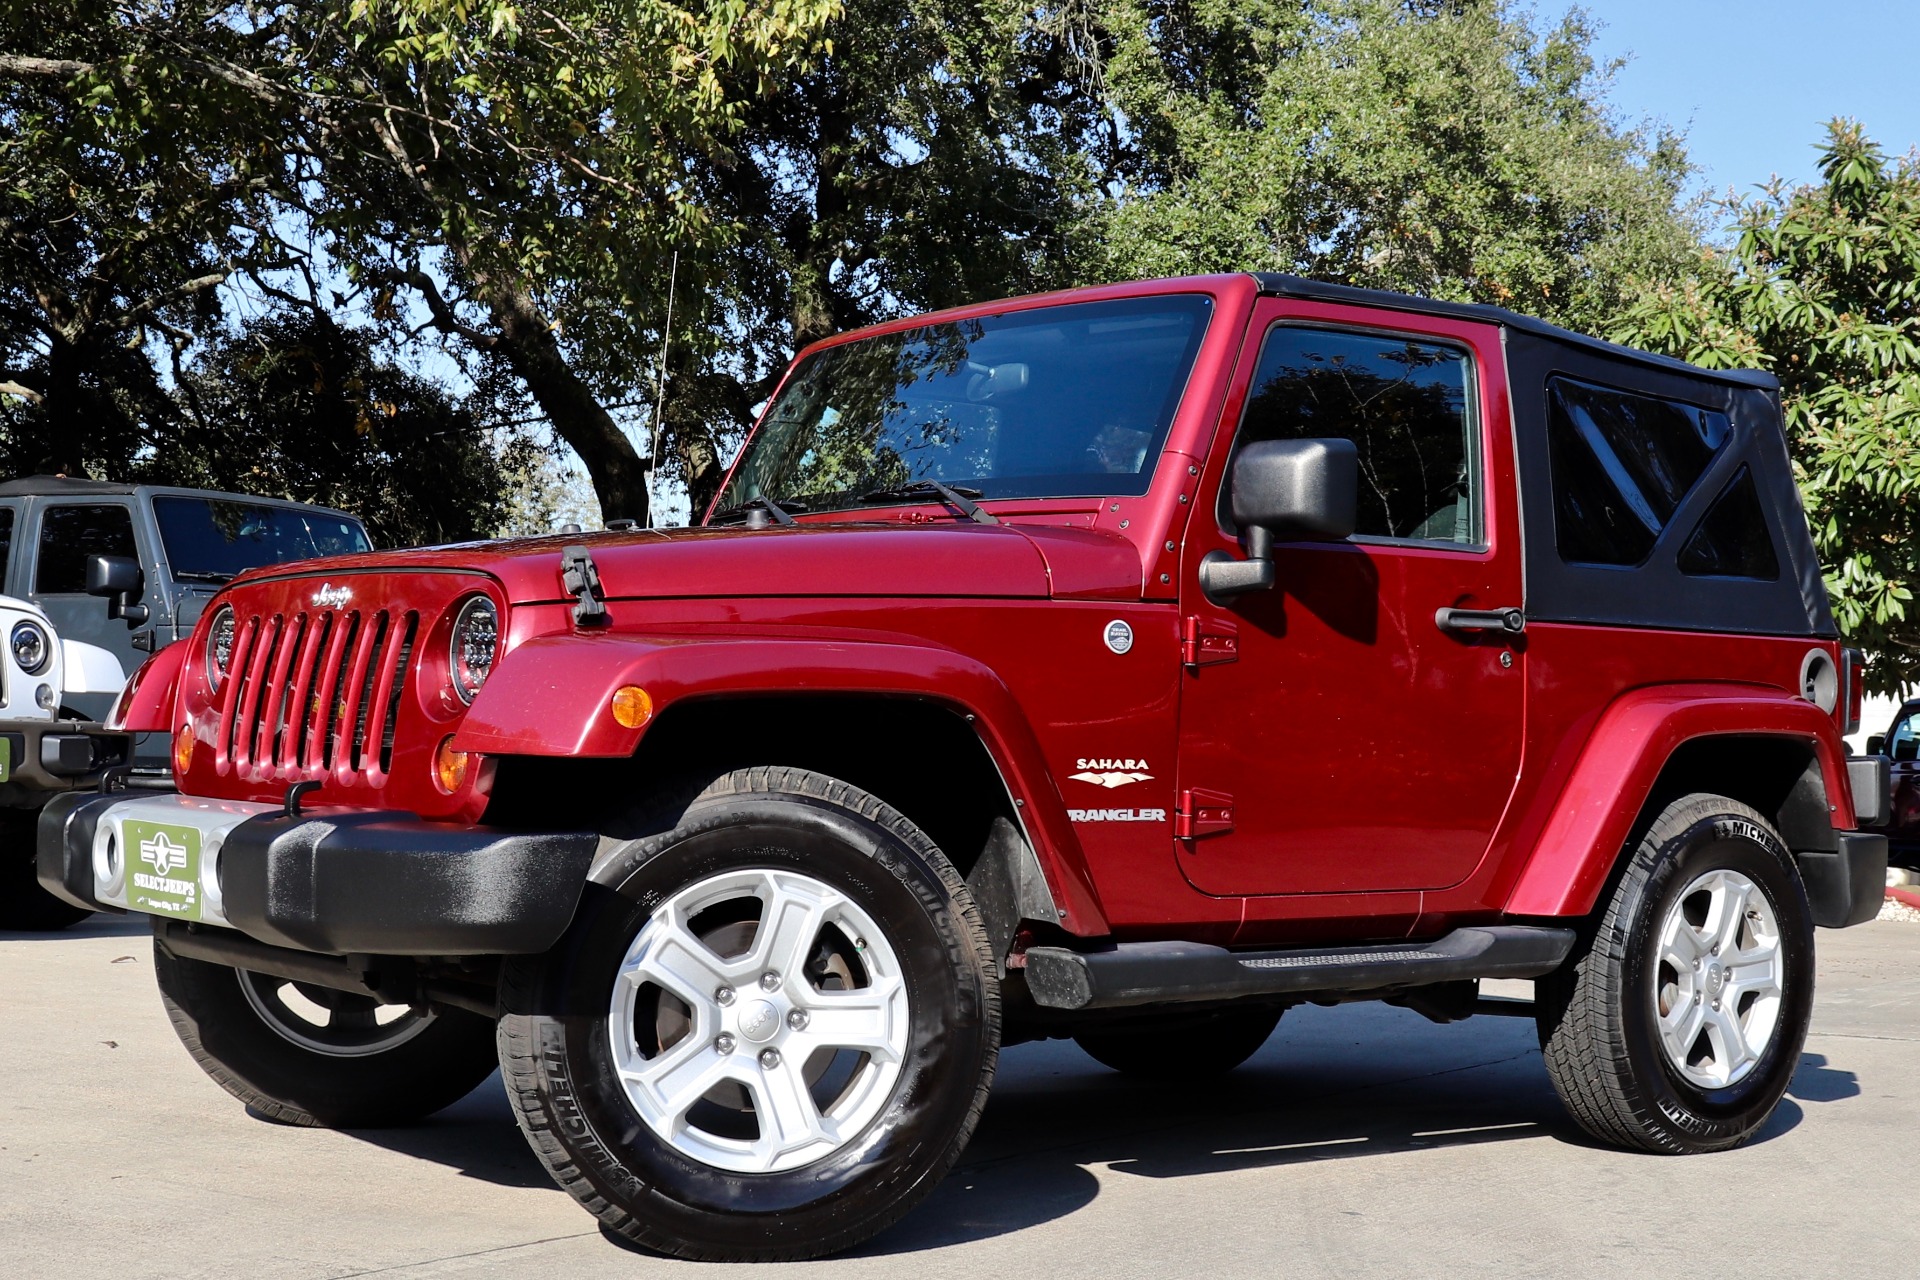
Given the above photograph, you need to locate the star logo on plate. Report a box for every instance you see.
[138,831,188,877]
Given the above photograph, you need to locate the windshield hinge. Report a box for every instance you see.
[1181,616,1238,667]
[560,544,608,627]
[1175,788,1234,841]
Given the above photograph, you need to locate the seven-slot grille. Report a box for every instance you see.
[215,606,419,786]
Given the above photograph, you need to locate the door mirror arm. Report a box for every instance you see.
[1199,527,1276,604]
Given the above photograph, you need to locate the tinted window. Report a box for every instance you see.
[152,498,371,582]
[36,504,136,594]
[1230,326,1478,543]
[1549,377,1730,566]
[1890,712,1920,762]
[715,296,1213,514]
[1678,467,1780,580]
[0,507,13,579]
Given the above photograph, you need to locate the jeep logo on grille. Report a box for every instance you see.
[310,582,352,609]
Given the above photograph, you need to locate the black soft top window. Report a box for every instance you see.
[1678,467,1780,581]
[1548,377,1730,567]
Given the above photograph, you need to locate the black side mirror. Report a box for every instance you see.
[1200,438,1359,602]
[85,554,149,626]
[1867,734,1888,756]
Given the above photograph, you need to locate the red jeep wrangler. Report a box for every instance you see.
[41,274,1888,1261]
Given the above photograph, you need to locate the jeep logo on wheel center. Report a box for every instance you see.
[70,274,1886,1262]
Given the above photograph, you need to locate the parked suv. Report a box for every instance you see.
[0,476,371,762]
[41,275,1886,1260]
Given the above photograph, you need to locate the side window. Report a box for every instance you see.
[0,507,13,583]
[1677,466,1780,580]
[1229,326,1479,544]
[35,504,138,594]
[1890,713,1920,762]
[1548,377,1731,566]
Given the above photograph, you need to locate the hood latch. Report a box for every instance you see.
[560,544,609,627]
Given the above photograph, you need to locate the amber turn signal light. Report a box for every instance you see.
[434,736,471,793]
[611,685,653,729]
[173,725,194,774]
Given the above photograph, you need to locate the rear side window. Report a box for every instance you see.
[1677,467,1780,580]
[1548,377,1730,566]
[36,504,138,594]
[1231,326,1480,544]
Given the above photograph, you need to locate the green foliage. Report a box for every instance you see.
[152,311,536,547]
[1615,121,1920,692]
[1083,0,1700,334]
[3,0,1706,530]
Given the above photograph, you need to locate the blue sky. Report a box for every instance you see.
[1581,1,1920,199]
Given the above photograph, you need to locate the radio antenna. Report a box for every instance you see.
[646,249,678,529]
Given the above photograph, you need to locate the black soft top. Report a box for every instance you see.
[1252,274,1832,639]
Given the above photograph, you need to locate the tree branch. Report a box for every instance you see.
[0,55,93,79]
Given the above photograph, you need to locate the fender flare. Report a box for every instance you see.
[107,640,189,733]
[453,631,1108,934]
[1504,683,1852,918]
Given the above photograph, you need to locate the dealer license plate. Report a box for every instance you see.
[123,819,205,921]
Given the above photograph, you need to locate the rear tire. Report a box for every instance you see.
[498,766,1000,1262]
[1075,1005,1283,1079]
[154,939,499,1128]
[1536,792,1814,1153]
[0,808,90,931]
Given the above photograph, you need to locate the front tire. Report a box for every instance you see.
[1537,793,1815,1153]
[154,939,499,1127]
[498,767,1000,1262]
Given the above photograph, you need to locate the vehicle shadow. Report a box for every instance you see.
[341,1001,1860,1258]
[343,1071,558,1192]
[0,911,154,942]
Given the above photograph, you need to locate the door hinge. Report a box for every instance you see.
[1175,787,1235,840]
[1181,616,1238,667]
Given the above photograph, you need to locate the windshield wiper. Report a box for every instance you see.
[173,571,236,583]
[710,496,804,527]
[857,480,999,525]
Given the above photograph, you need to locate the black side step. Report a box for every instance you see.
[1023,926,1576,1012]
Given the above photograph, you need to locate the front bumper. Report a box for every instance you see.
[37,791,599,955]
[0,718,132,797]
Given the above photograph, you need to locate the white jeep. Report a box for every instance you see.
[1,593,130,929]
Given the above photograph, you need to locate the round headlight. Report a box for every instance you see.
[205,606,236,692]
[449,596,499,704]
[11,620,50,676]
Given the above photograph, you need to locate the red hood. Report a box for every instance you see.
[227,520,1146,604]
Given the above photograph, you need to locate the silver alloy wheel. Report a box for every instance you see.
[1652,867,1785,1090]
[236,970,437,1058]
[608,867,911,1174]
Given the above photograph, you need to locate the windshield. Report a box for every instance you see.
[714,295,1214,518]
[153,496,372,581]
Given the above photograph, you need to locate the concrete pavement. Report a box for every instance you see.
[3,912,1916,1278]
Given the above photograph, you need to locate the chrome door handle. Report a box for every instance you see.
[1435,606,1525,635]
